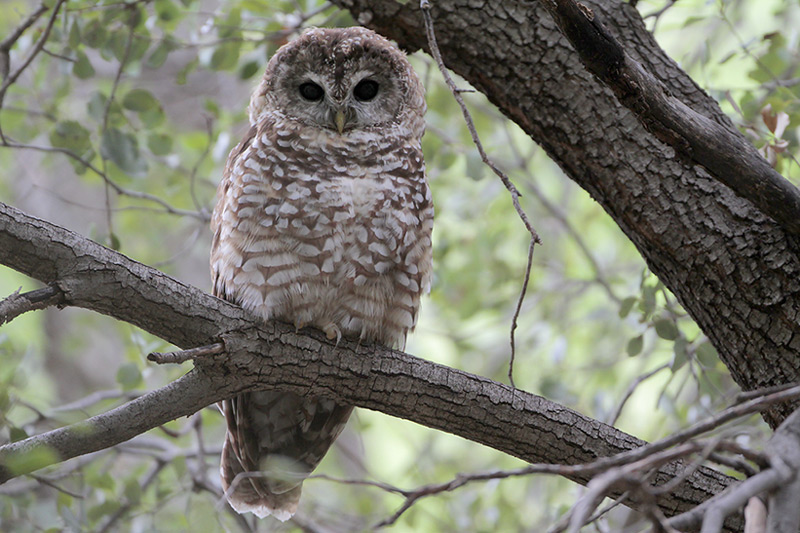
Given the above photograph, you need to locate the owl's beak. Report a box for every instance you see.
[334,110,346,134]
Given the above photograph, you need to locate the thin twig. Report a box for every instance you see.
[52,389,144,414]
[28,474,85,499]
[419,1,540,242]
[508,237,535,387]
[608,364,670,425]
[97,460,167,533]
[419,0,541,387]
[0,0,65,142]
[148,342,226,364]
[0,142,208,220]
[0,3,49,79]
[100,7,137,244]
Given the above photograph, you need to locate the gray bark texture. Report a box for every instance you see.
[0,201,739,530]
[330,0,800,428]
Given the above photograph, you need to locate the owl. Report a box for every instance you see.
[209,27,432,521]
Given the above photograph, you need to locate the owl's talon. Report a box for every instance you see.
[294,319,308,332]
[323,324,341,345]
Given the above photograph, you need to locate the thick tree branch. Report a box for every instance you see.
[0,201,741,529]
[540,0,800,236]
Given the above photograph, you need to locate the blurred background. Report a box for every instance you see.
[0,0,798,530]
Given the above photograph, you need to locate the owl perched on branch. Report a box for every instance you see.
[209,27,433,520]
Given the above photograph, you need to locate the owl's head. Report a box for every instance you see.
[249,27,425,135]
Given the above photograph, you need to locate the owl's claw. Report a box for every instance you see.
[294,319,307,332]
[323,323,341,345]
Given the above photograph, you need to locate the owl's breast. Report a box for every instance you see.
[211,127,431,347]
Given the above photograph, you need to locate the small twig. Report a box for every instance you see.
[157,411,202,439]
[40,47,76,63]
[508,237,535,387]
[100,7,137,244]
[29,474,86,499]
[148,342,225,364]
[0,3,49,79]
[566,445,699,533]
[0,142,209,220]
[52,389,144,414]
[420,0,541,387]
[0,284,64,326]
[419,1,540,244]
[0,0,65,142]
[653,436,727,496]
[608,364,670,425]
[736,382,800,403]
[97,459,167,533]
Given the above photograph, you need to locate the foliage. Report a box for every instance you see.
[0,0,796,530]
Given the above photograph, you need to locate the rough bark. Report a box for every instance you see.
[0,201,740,530]
[333,0,800,428]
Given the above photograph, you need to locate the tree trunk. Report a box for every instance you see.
[333,0,800,428]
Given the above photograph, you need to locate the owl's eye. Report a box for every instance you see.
[299,82,324,101]
[353,79,379,102]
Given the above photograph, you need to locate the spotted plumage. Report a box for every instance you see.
[210,27,432,520]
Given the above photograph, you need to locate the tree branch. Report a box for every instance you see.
[539,0,800,236]
[0,284,64,325]
[0,200,740,529]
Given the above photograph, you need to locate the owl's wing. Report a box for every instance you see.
[210,125,257,302]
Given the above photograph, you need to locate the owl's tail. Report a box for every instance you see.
[219,391,353,521]
[219,436,302,521]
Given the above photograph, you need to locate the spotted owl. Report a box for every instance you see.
[209,27,432,520]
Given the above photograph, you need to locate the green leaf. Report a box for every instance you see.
[696,341,719,367]
[106,30,131,62]
[146,39,174,69]
[671,336,688,371]
[639,284,657,318]
[68,20,81,48]
[82,20,107,49]
[50,120,91,153]
[654,318,679,340]
[618,296,637,318]
[128,35,151,63]
[124,478,142,506]
[108,232,121,251]
[218,8,242,39]
[626,335,643,357]
[73,51,95,79]
[9,426,27,442]
[176,57,198,85]
[87,92,106,122]
[101,128,148,176]
[122,89,158,112]
[239,60,260,80]
[210,42,241,71]
[87,501,120,523]
[147,133,173,155]
[87,471,115,491]
[116,362,142,390]
[155,0,181,21]
[140,106,165,129]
